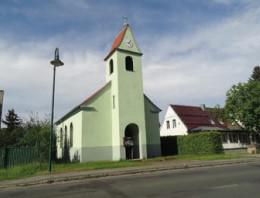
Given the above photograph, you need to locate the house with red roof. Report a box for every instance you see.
[55,23,161,162]
[160,104,256,150]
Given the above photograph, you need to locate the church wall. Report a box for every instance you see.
[81,84,113,162]
[56,111,83,162]
[144,97,161,158]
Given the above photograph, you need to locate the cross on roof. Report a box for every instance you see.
[123,16,128,25]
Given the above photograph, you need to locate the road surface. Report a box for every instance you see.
[1,162,260,198]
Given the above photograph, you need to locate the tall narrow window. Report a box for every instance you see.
[125,56,133,71]
[65,126,68,146]
[112,95,115,109]
[70,123,73,148]
[166,120,170,129]
[172,119,176,128]
[60,128,63,148]
[109,59,114,74]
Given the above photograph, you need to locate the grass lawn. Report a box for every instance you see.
[0,152,246,181]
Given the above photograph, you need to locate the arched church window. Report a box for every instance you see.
[60,128,63,148]
[70,123,73,148]
[109,59,114,74]
[125,56,133,71]
[65,126,68,147]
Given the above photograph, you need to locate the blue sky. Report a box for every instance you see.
[0,0,259,122]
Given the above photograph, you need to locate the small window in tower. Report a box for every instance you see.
[109,59,114,74]
[125,56,133,71]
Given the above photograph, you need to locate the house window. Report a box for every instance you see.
[229,133,238,143]
[166,120,170,129]
[172,119,176,128]
[70,123,73,148]
[125,56,133,71]
[222,133,228,143]
[109,59,114,74]
[60,128,63,148]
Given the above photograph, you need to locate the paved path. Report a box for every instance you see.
[1,161,260,198]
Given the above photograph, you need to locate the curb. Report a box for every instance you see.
[0,158,259,189]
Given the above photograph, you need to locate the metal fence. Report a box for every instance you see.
[0,147,39,169]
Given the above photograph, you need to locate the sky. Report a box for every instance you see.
[0,0,259,122]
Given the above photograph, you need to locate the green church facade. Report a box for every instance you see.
[56,24,161,162]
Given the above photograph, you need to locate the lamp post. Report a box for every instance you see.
[49,48,64,173]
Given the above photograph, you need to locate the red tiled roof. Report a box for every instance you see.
[171,105,226,131]
[104,25,128,60]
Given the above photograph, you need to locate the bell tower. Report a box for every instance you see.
[104,24,147,160]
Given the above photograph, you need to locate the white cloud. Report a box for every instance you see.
[0,35,106,121]
[142,3,260,112]
[1,1,260,123]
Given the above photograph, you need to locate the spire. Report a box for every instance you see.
[104,25,128,60]
[104,22,142,61]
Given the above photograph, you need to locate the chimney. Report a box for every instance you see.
[200,104,206,111]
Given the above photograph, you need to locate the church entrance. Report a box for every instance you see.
[124,124,140,160]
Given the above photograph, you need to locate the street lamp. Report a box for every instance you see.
[49,48,64,173]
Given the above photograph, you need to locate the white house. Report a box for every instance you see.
[160,104,257,150]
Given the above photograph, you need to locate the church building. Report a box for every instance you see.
[55,23,161,162]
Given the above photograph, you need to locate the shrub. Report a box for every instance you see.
[177,132,223,155]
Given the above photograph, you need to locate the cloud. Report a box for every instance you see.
[0,33,106,120]
[1,1,260,123]
[142,2,260,111]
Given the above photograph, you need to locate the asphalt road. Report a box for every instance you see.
[1,162,260,198]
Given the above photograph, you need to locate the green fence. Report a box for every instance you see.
[0,147,39,169]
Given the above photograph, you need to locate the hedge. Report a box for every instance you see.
[177,132,223,155]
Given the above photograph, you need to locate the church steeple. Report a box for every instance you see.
[104,24,142,61]
[104,23,147,160]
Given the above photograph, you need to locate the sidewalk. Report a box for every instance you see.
[0,155,260,189]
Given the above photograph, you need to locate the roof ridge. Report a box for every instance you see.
[55,82,111,124]
[171,104,205,109]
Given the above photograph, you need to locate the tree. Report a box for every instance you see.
[250,66,260,81]
[2,109,22,131]
[225,68,260,133]
[18,113,54,162]
[0,109,24,147]
[207,104,226,123]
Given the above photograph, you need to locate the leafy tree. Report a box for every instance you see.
[207,104,226,123]
[18,113,55,162]
[225,67,260,133]
[250,66,260,81]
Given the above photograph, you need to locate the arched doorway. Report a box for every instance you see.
[124,124,139,160]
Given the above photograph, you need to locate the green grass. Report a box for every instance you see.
[52,160,151,173]
[173,153,243,160]
[0,163,47,180]
[0,153,246,181]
